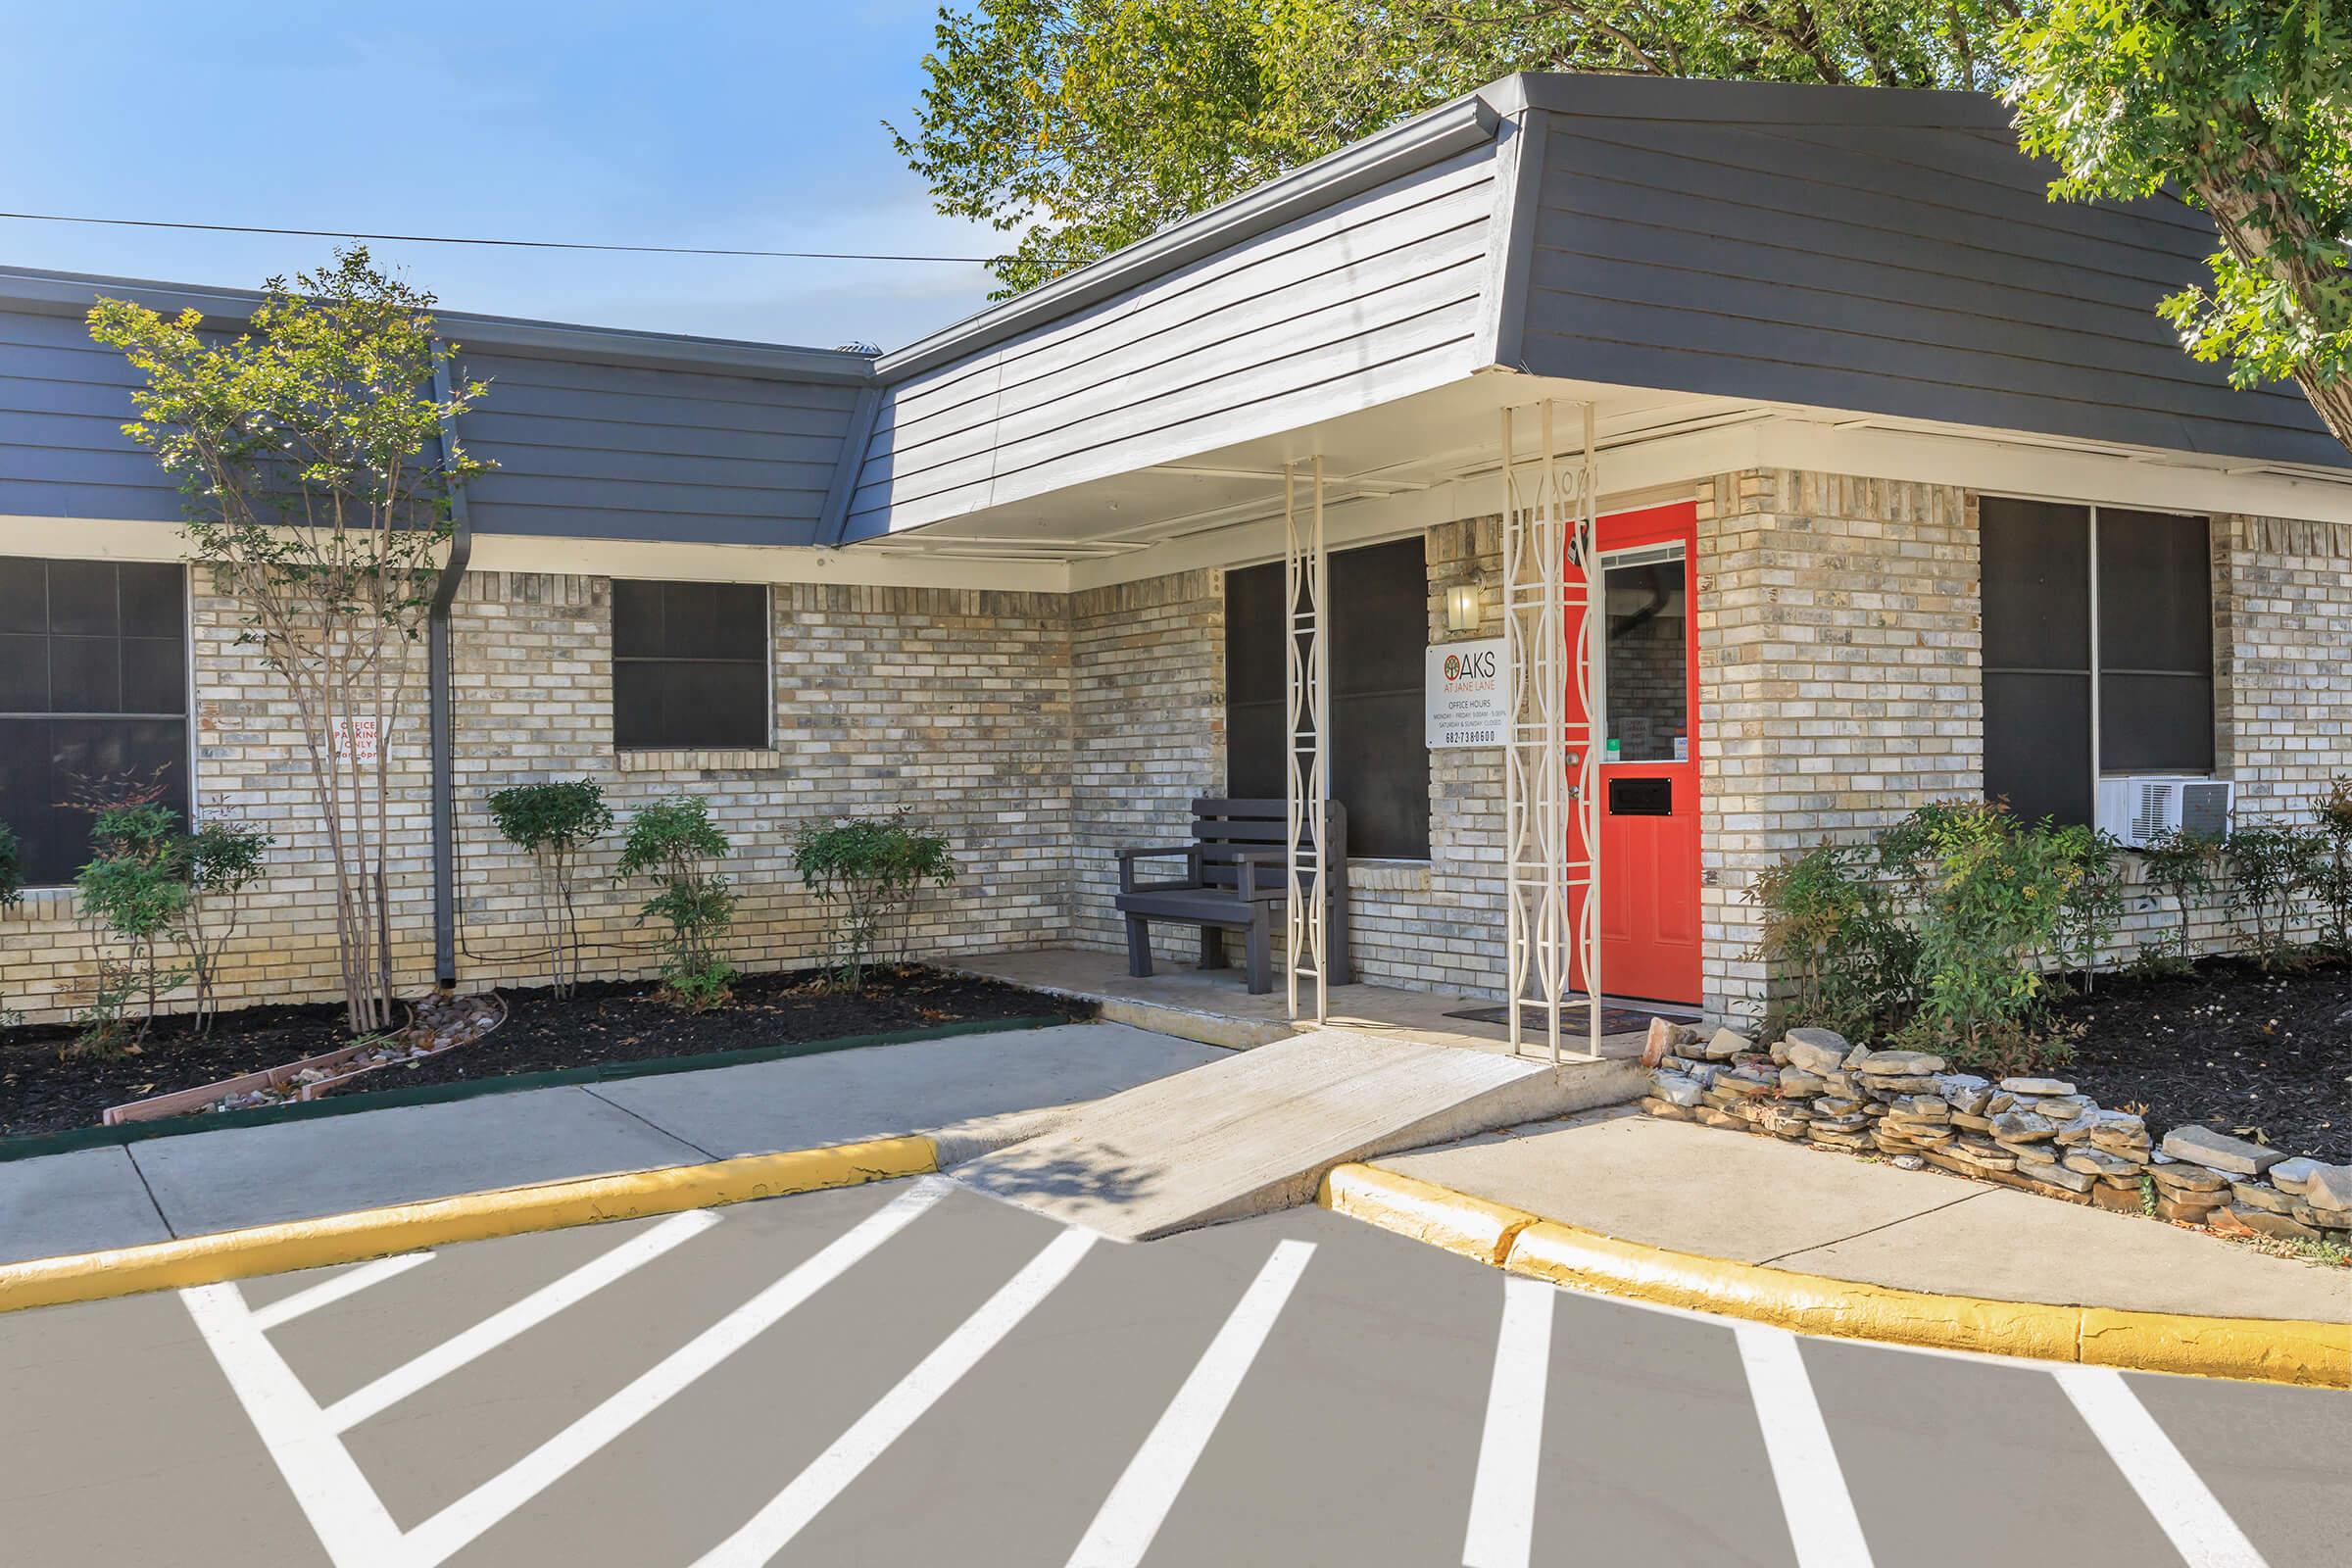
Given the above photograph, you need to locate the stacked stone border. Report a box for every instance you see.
[1642,1022,2352,1255]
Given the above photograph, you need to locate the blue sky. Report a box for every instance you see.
[0,2,1005,349]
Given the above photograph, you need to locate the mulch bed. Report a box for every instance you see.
[0,964,1091,1140]
[2056,956,2352,1164]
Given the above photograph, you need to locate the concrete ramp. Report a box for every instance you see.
[950,1029,1643,1240]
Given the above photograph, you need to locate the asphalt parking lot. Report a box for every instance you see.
[2,1175,2343,1567]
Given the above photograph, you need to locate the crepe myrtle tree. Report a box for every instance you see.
[2005,0,2352,455]
[88,248,491,1034]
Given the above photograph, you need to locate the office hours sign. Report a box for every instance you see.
[1425,638,1504,749]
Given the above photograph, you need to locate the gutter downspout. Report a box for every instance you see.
[428,353,473,994]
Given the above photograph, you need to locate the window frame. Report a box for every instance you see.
[609,578,776,754]
[0,556,197,889]
[1223,537,1432,862]
[1977,496,2216,825]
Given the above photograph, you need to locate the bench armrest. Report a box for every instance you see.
[1234,847,1288,900]
[1117,844,1200,894]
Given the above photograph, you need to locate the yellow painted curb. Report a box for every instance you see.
[1318,1162,1540,1266]
[0,1134,937,1317]
[1323,1164,2352,1389]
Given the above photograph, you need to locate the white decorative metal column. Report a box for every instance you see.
[1500,401,1602,1061]
[1283,457,1331,1023]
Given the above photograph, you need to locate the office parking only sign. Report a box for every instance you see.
[1426,638,1504,748]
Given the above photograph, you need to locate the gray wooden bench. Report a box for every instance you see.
[1113,797,1352,995]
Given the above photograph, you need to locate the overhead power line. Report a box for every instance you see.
[0,209,1008,264]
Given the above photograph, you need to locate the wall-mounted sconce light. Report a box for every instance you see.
[1446,582,1481,633]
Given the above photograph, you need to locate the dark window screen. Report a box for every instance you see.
[2098,510,2213,773]
[612,580,770,750]
[1224,538,1430,858]
[0,557,190,884]
[1981,499,2092,824]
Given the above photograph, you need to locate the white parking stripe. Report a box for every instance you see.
[402,1176,952,1568]
[1735,1325,1875,1568]
[184,1282,405,1568]
[696,1225,1101,1567]
[2054,1366,2271,1568]
[248,1252,435,1332]
[324,1208,719,1432]
[1460,1275,1555,1568]
[1063,1238,1316,1568]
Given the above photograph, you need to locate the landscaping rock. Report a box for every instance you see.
[1779,1067,1828,1097]
[2230,1207,2321,1243]
[1699,1027,1751,1062]
[1934,1074,1991,1114]
[2158,1124,2282,1178]
[1858,1050,1946,1077]
[2149,1162,2229,1195]
[1648,1070,1704,1108]
[2155,1195,2224,1224]
[1640,1097,1697,1122]
[1782,1030,1849,1075]
[2227,1181,2297,1215]
[1997,1076,2077,1097]
[1988,1109,2057,1143]
[2063,1149,2141,1179]
[2267,1156,2323,1195]
[2287,1162,2352,1212]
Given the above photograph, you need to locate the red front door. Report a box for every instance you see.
[1569,502,1702,1005]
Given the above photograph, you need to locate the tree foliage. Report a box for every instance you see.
[88,247,489,1034]
[896,0,2017,293]
[2005,0,2352,450]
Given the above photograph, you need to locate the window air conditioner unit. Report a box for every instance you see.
[2094,776,2232,848]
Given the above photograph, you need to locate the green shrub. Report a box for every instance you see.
[2047,822,2128,991]
[487,780,614,998]
[0,819,22,908]
[2135,827,2218,970]
[615,796,734,1009]
[1744,843,1916,1041]
[792,810,957,992]
[71,805,271,1046]
[74,804,194,1050]
[2313,777,2352,954]
[2221,822,2324,968]
[1876,800,2081,1070]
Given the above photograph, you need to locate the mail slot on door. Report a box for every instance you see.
[1608,777,1673,816]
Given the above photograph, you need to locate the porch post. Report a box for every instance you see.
[1283,458,1331,1024]
[1500,401,1602,1062]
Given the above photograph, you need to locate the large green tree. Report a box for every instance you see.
[2005,0,2352,451]
[894,0,2018,295]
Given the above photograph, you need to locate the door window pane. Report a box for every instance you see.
[1602,553,1688,762]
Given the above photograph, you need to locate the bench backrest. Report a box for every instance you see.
[1189,797,1348,893]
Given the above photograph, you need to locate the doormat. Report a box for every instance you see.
[1442,1002,1701,1036]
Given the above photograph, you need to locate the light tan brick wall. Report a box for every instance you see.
[1696,471,1984,1021]
[3,569,1075,1026]
[1070,571,1224,963]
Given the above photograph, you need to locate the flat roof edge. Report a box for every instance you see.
[873,93,1502,383]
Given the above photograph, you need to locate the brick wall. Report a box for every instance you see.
[1696,471,1984,1021]
[3,570,1076,1026]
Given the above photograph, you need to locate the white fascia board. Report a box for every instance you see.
[0,516,1069,594]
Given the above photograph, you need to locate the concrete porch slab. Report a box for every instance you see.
[949,946,1652,1059]
[954,1027,1646,1241]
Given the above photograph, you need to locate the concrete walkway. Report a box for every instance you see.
[0,1022,1225,1265]
[957,1027,1643,1240]
[1373,1106,2352,1324]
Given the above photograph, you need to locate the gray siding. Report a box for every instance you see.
[0,305,183,520]
[843,136,1503,539]
[0,280,874,545]
[1513,83,2339,467]
[453,350,861,545]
